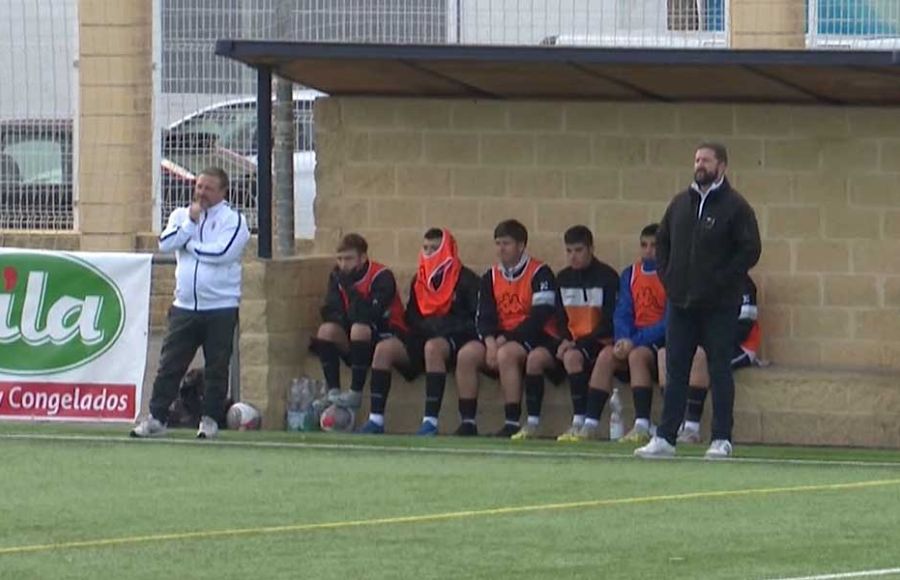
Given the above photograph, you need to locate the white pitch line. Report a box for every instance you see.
[3,432,900,469]
[768,567,900,579]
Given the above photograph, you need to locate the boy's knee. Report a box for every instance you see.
[563,350,584,373]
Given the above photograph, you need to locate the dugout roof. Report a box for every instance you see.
[215,41,900,105]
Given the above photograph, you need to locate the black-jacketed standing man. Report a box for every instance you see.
[635,143,761,460]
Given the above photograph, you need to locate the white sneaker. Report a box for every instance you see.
[196,415,219,439]
[705,439,733,459]
[573,421,602,441]
[334,389,363,410]
[634,436,676,459]
[677,424,702,444]
[130,416,166,438]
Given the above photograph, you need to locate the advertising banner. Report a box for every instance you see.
[0,249,152,421]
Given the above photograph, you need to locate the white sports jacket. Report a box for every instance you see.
[158,201,250,311]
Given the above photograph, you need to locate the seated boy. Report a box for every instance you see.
[310,233,407,414]
[578,224,667,441]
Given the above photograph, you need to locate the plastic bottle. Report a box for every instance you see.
[609,387,624,441]
[286,377,311,431]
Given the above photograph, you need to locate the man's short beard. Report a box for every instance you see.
[695,169,717,186]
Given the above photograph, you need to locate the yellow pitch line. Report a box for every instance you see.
[2,478,898,557]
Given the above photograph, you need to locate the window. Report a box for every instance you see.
[3,139,66,185]
[668,0,726,32]
[815,0,898,35]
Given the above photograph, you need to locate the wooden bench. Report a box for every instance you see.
[324,365,900,448]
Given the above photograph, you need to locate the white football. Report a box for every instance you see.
[319,404,354,433]
[226,402,262,431]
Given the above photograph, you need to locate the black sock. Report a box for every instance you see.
[569,371,589,417]
[504,402,521,425]
[686,386,708,423]
[632,387,653,420]
[317,340,342,392]
[369,369,391,415]
[458,397,477,422]
[349,340,372,393]
[585,388,610,421]
[524,374,544,419]
[424,372,446,419]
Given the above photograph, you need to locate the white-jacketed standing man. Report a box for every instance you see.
[131,167,250,439]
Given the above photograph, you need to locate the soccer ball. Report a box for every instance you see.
[319,404,355,433]
[226,402,262,431]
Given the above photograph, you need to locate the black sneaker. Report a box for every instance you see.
[493,423,520,438]
[454,421,478,437]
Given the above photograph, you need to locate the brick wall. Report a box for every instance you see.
[313,98,900,372]
[729,0,805,49]
[77,0,153,251]
[239,256,333,428]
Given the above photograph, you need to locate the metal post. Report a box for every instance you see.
[256,67,273,259]
[273,78,295,256]
[273,0,295,256]
[229,318,241,401]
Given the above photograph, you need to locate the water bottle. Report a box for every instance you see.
[609,387,624,441]
[286,377,312,431]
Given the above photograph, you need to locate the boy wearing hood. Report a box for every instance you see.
[357,228,482,435]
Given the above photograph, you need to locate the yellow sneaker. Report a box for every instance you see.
[575,421,602,440]
[556,425,581,442]
[620,424,651,444]
[511,423,538,441]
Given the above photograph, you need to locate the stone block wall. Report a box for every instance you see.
[313,97,900,372]
[238,256,333,429]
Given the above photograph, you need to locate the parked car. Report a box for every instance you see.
[165,89,321,239]
[0,120,256,231]
[0,120,73,230]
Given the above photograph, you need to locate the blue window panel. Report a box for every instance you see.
[704,0,726,31]
[816,0,898,35]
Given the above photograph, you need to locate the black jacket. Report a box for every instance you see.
[657,177,761,309]
[320,262,398,327]
[405,266,480,339]
[555,258,619,345]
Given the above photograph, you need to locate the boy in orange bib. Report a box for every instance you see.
[473,220,561,438]
[577,224,668,441]
[310,233,407,413]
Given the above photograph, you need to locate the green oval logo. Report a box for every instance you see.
[0,252,125,375]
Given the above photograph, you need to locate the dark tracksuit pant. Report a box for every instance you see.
[658,303,740,445]
[149,306,238,424]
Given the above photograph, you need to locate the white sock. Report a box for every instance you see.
[422,416,438,427]
[684,420,700,432]
[585,418,600,428]
[526,415,540,427]
[368,413,384,426]
[635,418,650,430]
[572,415,585,428]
